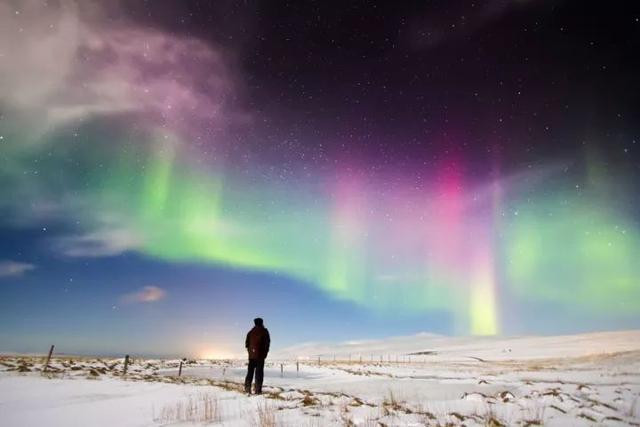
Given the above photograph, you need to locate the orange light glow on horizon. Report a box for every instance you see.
[197,348,236,360]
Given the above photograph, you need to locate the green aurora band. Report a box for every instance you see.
[2,122,639,334]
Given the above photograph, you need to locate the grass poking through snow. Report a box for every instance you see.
[153,393,220,424]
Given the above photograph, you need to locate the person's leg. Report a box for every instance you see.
[244,359,256,393]
[255,359,265,394]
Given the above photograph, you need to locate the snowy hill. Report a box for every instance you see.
[273,329,640,361]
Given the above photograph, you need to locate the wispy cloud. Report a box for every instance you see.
[56,228,142,258]
[0,0,243,265]
[122,286,167,304]
[0,260,35,278]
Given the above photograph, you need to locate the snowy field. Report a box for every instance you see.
[1,330,640,426]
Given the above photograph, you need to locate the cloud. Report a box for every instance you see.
[0,260,35,278]
[122,286,167,304]
[0,0,247,263]
[0,0,80,114]
[56,228,142,258]
[0,0,241,138]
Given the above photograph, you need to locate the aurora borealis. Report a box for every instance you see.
[1,0,639,357]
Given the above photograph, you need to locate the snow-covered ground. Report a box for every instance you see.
[2,330,640,426]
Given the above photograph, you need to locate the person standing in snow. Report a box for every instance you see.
[244,317,270,394]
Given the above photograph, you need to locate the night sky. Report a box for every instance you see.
[1,0,639,358]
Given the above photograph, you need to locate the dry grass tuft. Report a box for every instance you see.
[383,390,402,412]
[302,394,320,406]
[349,397,364,407]
[482,403,506,427]
[485,417,506,427]
[449,411,466,421]
[521,399,547,426]
[340,402,355,426]
[153,393,220,424]
[87,368,101,377]
[254,401,278,427]
[576,412,597,422]
[628,396,639,419]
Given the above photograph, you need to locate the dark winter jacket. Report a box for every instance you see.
[245,325,270,360]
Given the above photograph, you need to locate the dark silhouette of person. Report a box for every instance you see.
[244,317,270,394]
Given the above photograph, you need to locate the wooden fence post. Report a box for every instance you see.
[123,354,130,376]
[280,363,284,377]
[178,360,183,377]
[296,361,299,374]
[318,355,321,366]
[43,345,54,373]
